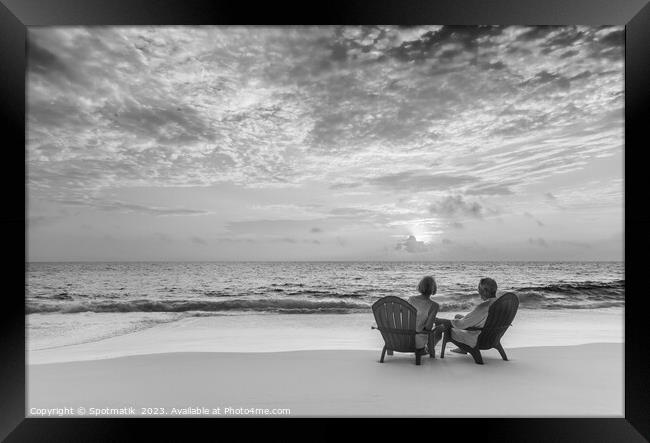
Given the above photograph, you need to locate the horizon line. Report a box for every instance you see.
[25,259,625,264]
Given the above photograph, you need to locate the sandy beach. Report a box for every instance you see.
[28,308,624,364]
[28,342,623,417]
[27,308,624,417]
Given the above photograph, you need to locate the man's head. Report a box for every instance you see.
[478,277,497,300]
[417,275,437,298]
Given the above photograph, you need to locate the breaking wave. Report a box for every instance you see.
[26,280,624,314]
[26,298,371,314]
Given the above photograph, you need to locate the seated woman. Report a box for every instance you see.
[407,276,440,355]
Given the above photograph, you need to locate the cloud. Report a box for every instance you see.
[528,237,548,247]
[560,49,580,59]
[329,207,379,218]
[216,237,257,244]
[329,182,361,190]
[523,211,545,226]
[369,171,477,192]
[429,195,483,218]
[154,232,173,243]
[558,240,592,249]
[597,28,623,47]
[225,218,346,236]
[190,236,207,245]
[28,215,62,228]
[519,70,571,89]
[56,198,210,216]
[214,236,323,246]
[28,41,77,83]
[516,26,555,42]
[465,183,515,196]
[104,100,212,146]
[395,235,430,253]
[388,26,505,63]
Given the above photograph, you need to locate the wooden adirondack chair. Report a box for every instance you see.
[440,292,519,365]
[371,296,440,365]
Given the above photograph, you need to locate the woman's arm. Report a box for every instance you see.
[423,301,440,330]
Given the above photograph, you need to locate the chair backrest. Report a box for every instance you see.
[477,292,519,350]
[372,296,418,352]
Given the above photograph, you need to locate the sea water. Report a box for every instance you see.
[26,261,624,358]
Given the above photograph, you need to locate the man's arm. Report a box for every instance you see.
[450,303,489,330]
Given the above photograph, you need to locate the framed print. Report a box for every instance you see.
[1,0,649,441]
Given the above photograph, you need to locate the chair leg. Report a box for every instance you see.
[495,343,508,361]
[380,345,387,363]
[415,352,422,365]
[387,349,393,356]
[441,334,447,359]
[470,349,484,365]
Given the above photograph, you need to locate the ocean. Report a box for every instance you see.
[26,261,624,355]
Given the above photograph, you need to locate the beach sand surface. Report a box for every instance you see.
[28,343,623,417]
[28,308,623,364]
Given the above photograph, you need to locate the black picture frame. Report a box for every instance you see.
[1,0,649,441]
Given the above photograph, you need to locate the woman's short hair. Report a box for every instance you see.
[417,276,437,297]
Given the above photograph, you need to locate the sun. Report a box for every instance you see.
[409,222,440,243]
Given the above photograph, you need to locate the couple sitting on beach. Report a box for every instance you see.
[408,275,499,355]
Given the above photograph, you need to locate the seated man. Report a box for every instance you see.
[433,277,499,353]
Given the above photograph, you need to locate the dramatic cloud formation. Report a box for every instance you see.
[27,26,624,261]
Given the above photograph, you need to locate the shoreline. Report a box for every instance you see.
[28,308,624,364]
[28,343,624,417]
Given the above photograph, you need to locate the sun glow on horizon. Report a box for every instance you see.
[408,224,442,244]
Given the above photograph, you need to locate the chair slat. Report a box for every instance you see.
[397,305,408,348]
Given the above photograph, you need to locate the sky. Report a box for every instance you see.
[27,26,624,261]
